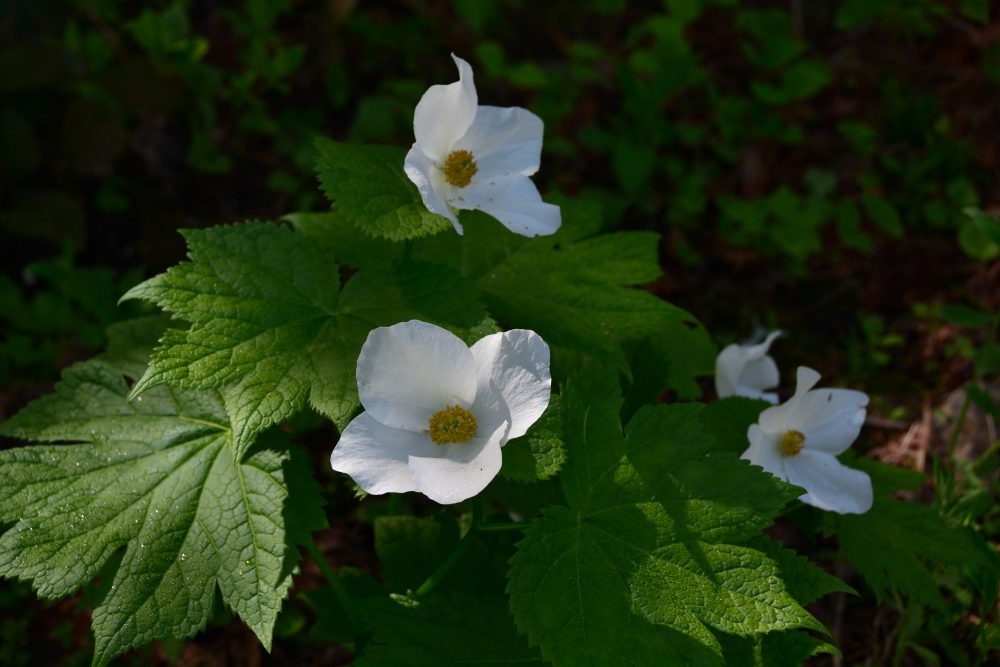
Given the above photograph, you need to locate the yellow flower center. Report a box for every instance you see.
[442,149,477,188]
[778,430,806,457]
[427,404,478,445]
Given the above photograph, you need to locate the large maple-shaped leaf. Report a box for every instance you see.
[0,357,326,666]
[830,461,998,609]
[355,592,546,667]
[123,221,484,459]
[507,368,823,667]
[315,138,452,241]
[291,204,704,373]
[420,207,692,372]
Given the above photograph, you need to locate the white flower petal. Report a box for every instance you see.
[357,321,477,432]
[413,54,478,162]
[471,330,551,440]
[404,145,461,232]
[453,105,543,179]
[713,344,744,398]
[451,175,560,237]
[741,330,783,362]
[714,330,781,402]
[740,423,786,481]
[408,417,507,505]
[330,412,439,495]
[758,366,821,435]
[470,375,514,442]
[739,357,780,401]
[784,450,873,514]
[789,388,868,455]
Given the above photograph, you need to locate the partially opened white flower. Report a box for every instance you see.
[715,330,782,403]
[330,320,551,504]
[741,366,873,514]
[403,54,561,237]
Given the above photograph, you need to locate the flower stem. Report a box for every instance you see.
[303,540,361,639]
[477,520,532,532]
[415,499,483,597]
[387,493,402,516]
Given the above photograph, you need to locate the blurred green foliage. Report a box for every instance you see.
[1,0,998,664]
[3,0,997,270]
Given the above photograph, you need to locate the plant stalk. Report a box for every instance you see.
[415,499,483,596]
[304,540,362,638]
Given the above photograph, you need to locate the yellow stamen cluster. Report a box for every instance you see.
[427,404,478,445]
[779,430,806,457]
[442,149,477,188]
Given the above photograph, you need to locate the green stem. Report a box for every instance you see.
[944,310,1000,502]
[388,493,402,516]
[477,520,532,532]
[304,540,361,636]
[415,500,483,597]
[947,393,972,465]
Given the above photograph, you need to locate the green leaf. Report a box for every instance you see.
[939,303,993,328]
[478,227,689,373]
[835,201,872,252]
[701,397,769,456]
[501,396,566,482]
[747,537,855,604]
[0,359,325,666]
[294,199,688,378]
[374,515,459,593]
[862,194,903,237]
[302,567,384,644]
[123,221,485,459]
[780,60,830,100]
[315,138,451,241]
[851,456,925,494]
[831,496,997,609]
[623,403,804,542]
[284,210,400,269]
[719,629,839,667]
[958,207,1000,261]
[624,317,717,411]
[961,0,990,24]
[98,314,175,380]
[356,592,545,666]
[508,369,822,667]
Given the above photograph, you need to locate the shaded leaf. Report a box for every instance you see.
[123,222,484,458]
[507,369,822,667]
[0,359,324,666]
[315,138,451,241]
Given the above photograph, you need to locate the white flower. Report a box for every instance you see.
[330,320,551,504]
[741,366,873,514]
[403,54,561,238]
[715,330,782,403]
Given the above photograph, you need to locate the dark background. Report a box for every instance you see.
[1,1,998,664]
